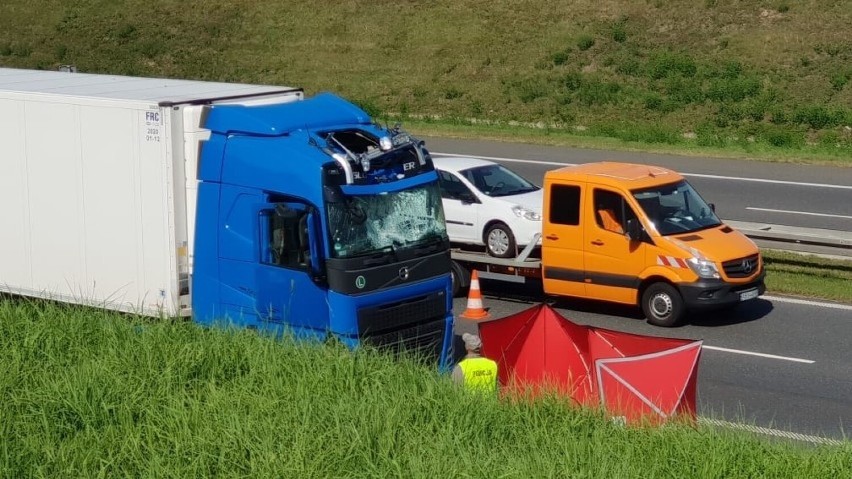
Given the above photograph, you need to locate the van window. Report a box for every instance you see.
[550,184,580,225]
[593,189,638,235]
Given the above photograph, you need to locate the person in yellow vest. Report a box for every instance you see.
[452,333,498,395]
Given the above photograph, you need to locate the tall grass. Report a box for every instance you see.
[1,299,850,478]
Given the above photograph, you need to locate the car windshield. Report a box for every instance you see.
[460,164,540,197]
[632,180,722,235]
[327,182,448,258]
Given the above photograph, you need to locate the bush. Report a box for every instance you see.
[551,49,571,66]
[647,51,697,79]
[792,106,838,129]
[611,23,627,43]
[577,35,595,51]
[575,78,621,106]
[706,76,762,102]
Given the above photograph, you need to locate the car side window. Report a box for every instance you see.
[549,184,581,225]
[593,189,638,235]
[438,170,474,201]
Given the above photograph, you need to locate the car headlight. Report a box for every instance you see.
[686,257,720,279]
[511,205,541,221]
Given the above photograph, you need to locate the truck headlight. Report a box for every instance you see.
[687,257,720,279]
[512,205,541,221]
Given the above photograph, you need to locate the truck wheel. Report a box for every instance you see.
[485,223,516,258]
[450,261,470,297]
[641,282,685,327]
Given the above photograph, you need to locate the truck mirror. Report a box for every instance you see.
[709,203,716,213]
[625,218,643,242]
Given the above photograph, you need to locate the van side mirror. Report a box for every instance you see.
[625,219,643,242]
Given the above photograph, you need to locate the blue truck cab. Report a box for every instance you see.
[191,93,454,367]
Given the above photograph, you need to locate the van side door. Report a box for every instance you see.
[541,181,586,297]
[583,187,646,305]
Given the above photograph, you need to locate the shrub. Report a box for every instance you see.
[577,35,595,51]
[647,51,697,79]
[792,106,837,129]
[551,49,571,66]
[575,78,621,106]
[611,23,627,43]
[706,76,762,102]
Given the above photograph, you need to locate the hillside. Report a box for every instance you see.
[1,0,850,156]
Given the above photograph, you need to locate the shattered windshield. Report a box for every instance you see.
[327,182,448,258]
[633,180,722,236]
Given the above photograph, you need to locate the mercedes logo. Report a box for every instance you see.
[741,259,753,274]
[399,267,410,281]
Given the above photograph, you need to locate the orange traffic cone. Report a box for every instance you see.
[460,270,491,320]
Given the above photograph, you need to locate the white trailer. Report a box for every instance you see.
[0,68,302,316]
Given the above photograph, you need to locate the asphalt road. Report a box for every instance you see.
[432,136,852,443]
[424,136,852,231]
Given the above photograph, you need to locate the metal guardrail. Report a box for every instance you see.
[726,220,852,258]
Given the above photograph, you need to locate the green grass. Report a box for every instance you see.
[2,299,850,478]
[1,0,851,165]
[763,250,852,303]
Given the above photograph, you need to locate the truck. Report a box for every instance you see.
[0,67,455,366]
[449,161,765,327]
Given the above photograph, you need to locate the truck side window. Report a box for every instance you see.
[550,184,581,225]
[593,189,638,235]
[266,208,310,271]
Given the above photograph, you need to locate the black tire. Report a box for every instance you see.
[641,282,685,327]
[450,261,470,298]
[485,223,516,258]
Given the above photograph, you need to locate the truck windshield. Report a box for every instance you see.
[327,182,448,258]
[632,180,722,235]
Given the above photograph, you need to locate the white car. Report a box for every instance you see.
[433,157,543,258]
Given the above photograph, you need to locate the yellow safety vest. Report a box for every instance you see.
[459,357,498,394]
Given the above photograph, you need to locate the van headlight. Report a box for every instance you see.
[687,257,720,279]
[512,205,541,221]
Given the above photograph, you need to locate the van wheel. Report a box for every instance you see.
[641,282,685,327]
[485,223,516,258]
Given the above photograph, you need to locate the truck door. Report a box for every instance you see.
[542,181,586,297]
[437,170,481,242]
[256,201,328,338]
[583,187,646,304]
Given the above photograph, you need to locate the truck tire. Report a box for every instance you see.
[641,282,685,327]
[450,261,470,297]
[485,223,516,258]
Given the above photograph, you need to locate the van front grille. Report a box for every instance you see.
[722,254,760,278]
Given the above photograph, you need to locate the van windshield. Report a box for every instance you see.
[632,180,721,235]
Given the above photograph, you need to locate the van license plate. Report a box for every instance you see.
[739,288,759,301]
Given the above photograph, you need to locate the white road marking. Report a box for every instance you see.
[698,418,845,446]
[746,207,852,220]
[764,295,852,312]
[433,152,852,190]
[702,345,814,364]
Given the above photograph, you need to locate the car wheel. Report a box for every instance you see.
[485,223,516,258]
[641,282,685,327]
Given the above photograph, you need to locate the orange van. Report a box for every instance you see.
[541,162,764,326]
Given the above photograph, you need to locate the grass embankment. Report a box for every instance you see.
[1,300,850,478]
[763,250,852,303]
[1,1,850,165]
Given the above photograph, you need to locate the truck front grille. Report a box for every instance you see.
[722,254,760,278]
[356,291,446,336]
[362,317,446,363]
[357,291,447,363]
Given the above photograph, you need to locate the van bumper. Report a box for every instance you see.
[678,271,766,310]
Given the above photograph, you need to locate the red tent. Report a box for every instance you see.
[477,304,702,424]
